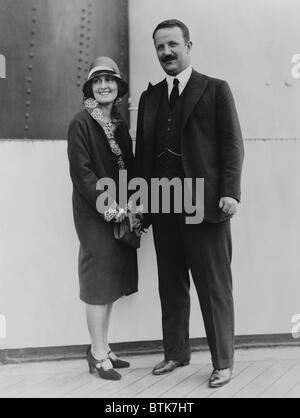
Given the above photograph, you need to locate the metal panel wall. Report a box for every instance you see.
[0,0,129,139]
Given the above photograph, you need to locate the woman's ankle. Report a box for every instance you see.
[91,348,108,362]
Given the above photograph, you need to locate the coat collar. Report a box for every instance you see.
[181,70,208,129]
[143,79,166,160]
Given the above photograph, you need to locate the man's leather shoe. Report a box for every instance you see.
[209,368,232,388]
[152,359,190,376]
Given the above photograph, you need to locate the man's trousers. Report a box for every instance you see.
[152,214,234,370]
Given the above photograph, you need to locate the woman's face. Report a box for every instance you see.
[92,75,119,106]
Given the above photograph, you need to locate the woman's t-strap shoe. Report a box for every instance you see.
[87,348,121,381]
[108,350,130,369]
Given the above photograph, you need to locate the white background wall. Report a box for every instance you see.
[129,0,300,138]
[1,0,300,350]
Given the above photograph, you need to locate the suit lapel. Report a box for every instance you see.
[181,70,208,130]
[143,80,166,171]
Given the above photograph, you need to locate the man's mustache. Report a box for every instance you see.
[162,55,177,63]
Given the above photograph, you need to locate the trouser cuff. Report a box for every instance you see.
[212,357,234,370]
[165,347,191,362]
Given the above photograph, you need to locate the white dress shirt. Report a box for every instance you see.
[166,65,193,98]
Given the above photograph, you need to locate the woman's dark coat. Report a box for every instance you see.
[67,109,138,305]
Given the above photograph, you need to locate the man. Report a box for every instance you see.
[135,19,244,388]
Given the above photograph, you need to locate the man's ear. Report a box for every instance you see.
[187,41,193,52]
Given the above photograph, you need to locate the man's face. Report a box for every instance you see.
[154,27,192,76]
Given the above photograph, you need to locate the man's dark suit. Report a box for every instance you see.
[135,70,244,370]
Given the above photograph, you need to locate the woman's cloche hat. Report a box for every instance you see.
[82,56,128,98]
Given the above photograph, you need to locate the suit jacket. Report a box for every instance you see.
[135,70,244,225]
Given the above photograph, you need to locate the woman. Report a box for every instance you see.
[67,57,140,381]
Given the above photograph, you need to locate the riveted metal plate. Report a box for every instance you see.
[0,0,129,139]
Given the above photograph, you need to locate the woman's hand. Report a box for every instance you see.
[114,209,143,236]
[114,209,127,224]
[127,213,142,232]
[132,215,142,229]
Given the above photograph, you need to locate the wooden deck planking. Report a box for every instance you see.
[110,369,175,399]
[132,365,203,398]
[64,368,134,398]
[0,376,27,396]
[19,372,84,398]
[209,361,275,398]
[156,365,212,399]
[184,361,252,398]
[1,348,300,398]
[87,368,151,399]
[284,382,300,398]
[234,359,298,398]
[0,374,58,398]
[259,360,300,398]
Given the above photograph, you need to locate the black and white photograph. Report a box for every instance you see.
[0,0,300,402]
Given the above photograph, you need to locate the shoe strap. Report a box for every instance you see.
[95,357,114,371]
[108,350,118,360]
[96,357,108,365]
[91,353,109,366]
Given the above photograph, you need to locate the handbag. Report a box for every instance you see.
[114,217,141,249]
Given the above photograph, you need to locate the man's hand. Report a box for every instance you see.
[219,197,239,218]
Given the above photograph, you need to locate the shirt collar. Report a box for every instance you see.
[166,66,193,90]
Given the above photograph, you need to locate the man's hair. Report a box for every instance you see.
[152,19,190,44]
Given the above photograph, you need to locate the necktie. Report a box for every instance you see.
[169,78,179,109]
